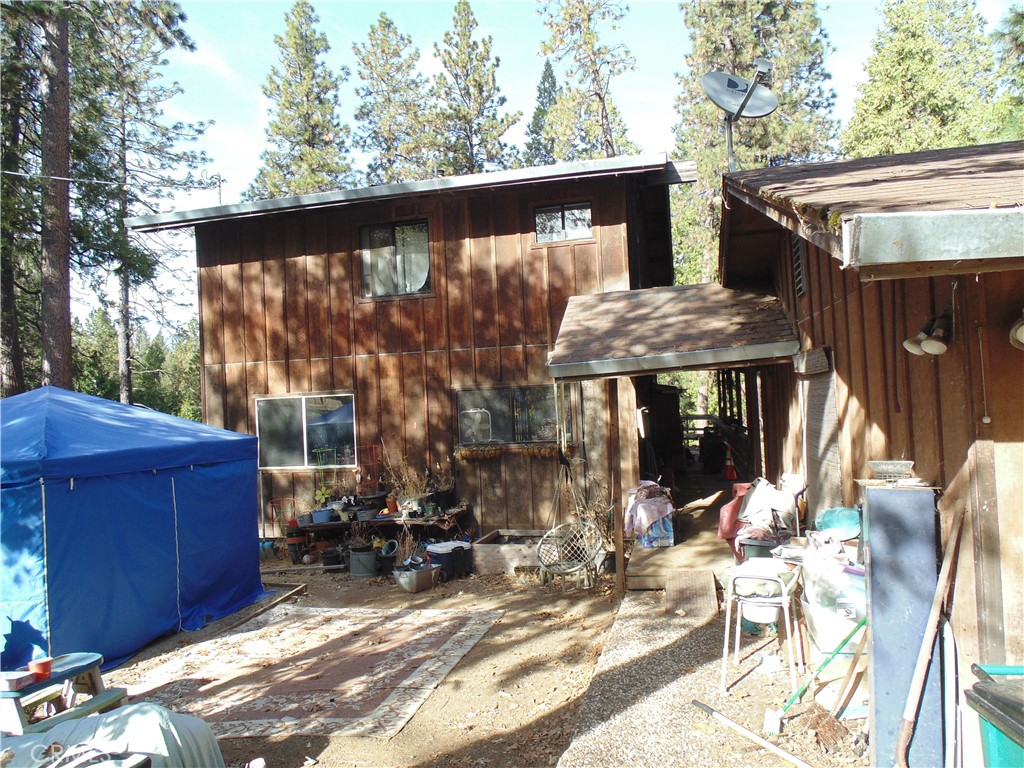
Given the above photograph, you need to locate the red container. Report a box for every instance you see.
[28,657,52,682]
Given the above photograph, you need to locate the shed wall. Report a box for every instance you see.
[771,236,1024,668]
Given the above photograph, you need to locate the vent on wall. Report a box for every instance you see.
[791,232,807,296]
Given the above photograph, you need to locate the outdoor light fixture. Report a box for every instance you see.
[903,320,933,355]
[921,307,953,355]
[1010,309,1024,351]
[904,305,954,356]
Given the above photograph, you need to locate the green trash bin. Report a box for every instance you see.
[965,664,1024,768]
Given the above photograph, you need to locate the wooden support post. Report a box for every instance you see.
[608,379,625,593]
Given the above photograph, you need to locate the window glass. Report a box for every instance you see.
[456,386,569,444]
[256,393,356,469]
[361,220,430,298]
[535,203,592,243]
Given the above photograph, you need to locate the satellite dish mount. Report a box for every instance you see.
[701,58,778,172]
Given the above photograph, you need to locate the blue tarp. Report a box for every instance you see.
[1,386,268,669]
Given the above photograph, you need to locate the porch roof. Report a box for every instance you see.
[722,141,1024,280]
[547,283,799,381]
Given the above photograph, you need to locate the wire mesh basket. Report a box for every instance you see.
[868,460,915,481]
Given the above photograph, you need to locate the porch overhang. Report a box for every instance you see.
[547,283,799,382]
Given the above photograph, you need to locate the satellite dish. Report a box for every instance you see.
[700,58,778,172]
[701,72,778,119]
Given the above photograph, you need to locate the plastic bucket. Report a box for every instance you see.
[311,508,333,524]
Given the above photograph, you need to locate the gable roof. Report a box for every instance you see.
[547,283,799,381]
[126,154,694,233]
[722,141,1024,280]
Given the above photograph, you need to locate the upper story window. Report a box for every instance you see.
[360,219,430,298]
[535,202,592,243]
[256,393,356,470]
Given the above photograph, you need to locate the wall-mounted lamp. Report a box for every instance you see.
[903,320,933,355]
[903,305,954,356]
[1010,309,1024,351]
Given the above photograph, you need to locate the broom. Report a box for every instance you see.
[762,615,867,735]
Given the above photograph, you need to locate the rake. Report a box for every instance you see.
[762,615,867,736]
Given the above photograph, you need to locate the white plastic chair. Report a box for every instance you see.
[720,558,804,694]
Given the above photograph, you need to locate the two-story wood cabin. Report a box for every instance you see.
[127,155,698,535]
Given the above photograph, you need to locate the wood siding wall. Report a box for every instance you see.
[196,178,635,535]
[766,231,1024,667]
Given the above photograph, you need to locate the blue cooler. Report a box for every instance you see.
[426,541,473,580]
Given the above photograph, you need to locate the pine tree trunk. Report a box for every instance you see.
[0,21,29,397]
[39,3,73,389]
[118,268,132,403]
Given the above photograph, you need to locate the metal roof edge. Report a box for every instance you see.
[547,340,800,381]
[126,153,670,232]
[842,208,1024,271]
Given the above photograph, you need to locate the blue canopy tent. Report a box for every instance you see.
[1,387,267,669]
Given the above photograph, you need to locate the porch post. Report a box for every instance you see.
[608,378,625,593]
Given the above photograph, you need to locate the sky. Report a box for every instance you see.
[119,0,1014,328]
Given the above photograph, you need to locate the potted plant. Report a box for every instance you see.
[427,456,458,510]
[381,452,429,516]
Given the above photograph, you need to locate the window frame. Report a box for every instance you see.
[359,218,432,299]
[255,392,358,470]
[533,201,594,245]
[455,385,574,446]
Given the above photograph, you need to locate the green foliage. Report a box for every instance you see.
[843,0,997,156]
[73,309,119,400]
[430,0,521,175]
[352,12,433,184]
[674,0,838,284]
[540,0,637,160]
[523,58,560,167]
[73,309,200,420]
[989,5,1024,140]
[246,0,354,199]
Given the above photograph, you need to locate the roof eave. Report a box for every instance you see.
[547,340,800,382]
[126,153,673,233]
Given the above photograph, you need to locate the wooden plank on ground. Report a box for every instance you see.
[664,569,719,619]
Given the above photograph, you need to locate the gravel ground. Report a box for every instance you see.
[559,590,870,768]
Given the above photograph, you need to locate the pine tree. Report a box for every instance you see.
[540,0,637,160]
[352,12,432,184]
[990,6,1024,140]
[71,1,210,403]
[523,58,559,167]
[38,0,73,388]
[73,308,119,400]
[247,0,354,199]
[430,0,521,175]
[843,0,996,156]
[0,3,41,395]
[674,0,838,284]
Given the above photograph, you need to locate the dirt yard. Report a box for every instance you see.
[106,568,621,768]
[105,562,869,768]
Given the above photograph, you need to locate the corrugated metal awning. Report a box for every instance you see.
[547,283,799,381]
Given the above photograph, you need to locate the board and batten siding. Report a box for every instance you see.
[775,235,1024,668]
[195,177,633,534]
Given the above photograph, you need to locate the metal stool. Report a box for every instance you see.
[720,559,803,694]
